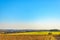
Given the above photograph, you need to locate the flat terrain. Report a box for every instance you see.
[0,31,60,40]
[0,35,60,40]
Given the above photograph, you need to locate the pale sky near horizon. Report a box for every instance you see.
[0,0,60,29]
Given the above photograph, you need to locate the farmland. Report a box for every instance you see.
[0,31,60,40]
[0,35,57,40]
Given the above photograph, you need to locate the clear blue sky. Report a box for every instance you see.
[0,0,60,23]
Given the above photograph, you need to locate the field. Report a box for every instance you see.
[0,31,60,40]
[6,31,60,35]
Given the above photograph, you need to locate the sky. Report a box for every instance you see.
[0,0,60,29]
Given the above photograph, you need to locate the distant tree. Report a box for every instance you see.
[50,29,59,31]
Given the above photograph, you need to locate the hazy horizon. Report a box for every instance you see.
[0,0,60,29]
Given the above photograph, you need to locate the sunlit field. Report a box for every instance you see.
[0,31,60,40]
[4,31,60,35]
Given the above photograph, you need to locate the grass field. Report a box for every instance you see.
[5,31,60,35]
[0,31,60,40]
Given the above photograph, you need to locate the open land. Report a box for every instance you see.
[0,31,60,40]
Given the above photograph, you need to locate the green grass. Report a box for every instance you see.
[3,31,60,35]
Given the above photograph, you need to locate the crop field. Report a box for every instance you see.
[0,31,60,40]
[6,31,60,35]
[0,35,60,40]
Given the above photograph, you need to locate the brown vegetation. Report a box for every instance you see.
[0,35,59,40]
